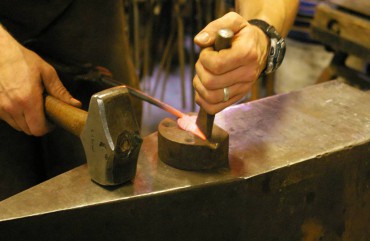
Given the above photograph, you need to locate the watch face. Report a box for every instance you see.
[270,38,277,56]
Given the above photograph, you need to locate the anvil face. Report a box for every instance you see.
[0,81,369,240]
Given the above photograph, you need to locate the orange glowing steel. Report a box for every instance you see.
[122,86,206,139]
[177,115,207,140]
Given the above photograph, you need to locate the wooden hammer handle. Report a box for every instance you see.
[44,95,87,137]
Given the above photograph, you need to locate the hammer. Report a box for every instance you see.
[44,86,142,186]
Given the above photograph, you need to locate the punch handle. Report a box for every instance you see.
[196,28,234,139]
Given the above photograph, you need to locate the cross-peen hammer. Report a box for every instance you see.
[44,86,142,186]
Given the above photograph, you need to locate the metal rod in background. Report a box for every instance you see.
[189,0,196,111]
[132,0,140,70]
[159,40,175,102]
[151,20,176,98]
[142,1,154,92]
[175,2,187,109]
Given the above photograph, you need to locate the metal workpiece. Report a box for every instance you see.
[0,81,370,240]
[125,85,185,118]
[158,117,229,170]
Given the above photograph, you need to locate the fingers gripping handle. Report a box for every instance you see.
[196,28,234,139]
[45,95,87,137]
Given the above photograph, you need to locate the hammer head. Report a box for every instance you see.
[80,86,142,186]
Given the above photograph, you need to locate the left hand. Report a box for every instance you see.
[193,12,269,114]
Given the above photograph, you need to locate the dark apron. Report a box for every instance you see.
[0,0,142,200]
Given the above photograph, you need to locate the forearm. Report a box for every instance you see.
[236,0,299,36]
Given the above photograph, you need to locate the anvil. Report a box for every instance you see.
[0,81,369,240]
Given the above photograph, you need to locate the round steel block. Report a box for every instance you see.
[158,118,229,170]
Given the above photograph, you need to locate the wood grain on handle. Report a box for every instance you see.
[44,95,87,137]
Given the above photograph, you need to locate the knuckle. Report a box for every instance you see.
[1,101,17,114]
[27,116,49,136]
[205,106,218,115]
[201,77,212,88]
[194,95,201,105]
[43,62,57,75]
[249,50,259,63]
[203,91,212,101]
[242,71,256,83]
[192,80,197,90]
[205,91,220,104]
[51,84,72,101]
[15,94,28,107]
[225,12,239,21]
[1,105,10,114]
[212,59,224,75]
[48,66,58,76]
[54,85,68,96]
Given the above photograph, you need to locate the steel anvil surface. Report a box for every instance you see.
[0,81,369,240]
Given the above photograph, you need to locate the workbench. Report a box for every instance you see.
[311,0,370,88]
[0,81,369,240]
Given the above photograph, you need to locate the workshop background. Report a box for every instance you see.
[122,0,369,136]
[1,1,369,240]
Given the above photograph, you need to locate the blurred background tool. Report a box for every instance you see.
[311,0,370,89]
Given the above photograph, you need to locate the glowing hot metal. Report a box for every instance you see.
[124,86,206,139]
[177,115,206,140]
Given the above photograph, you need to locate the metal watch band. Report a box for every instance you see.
[248,19,286,75]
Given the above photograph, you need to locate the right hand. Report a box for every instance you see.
[192,12,269,115]
[0,26,81,136]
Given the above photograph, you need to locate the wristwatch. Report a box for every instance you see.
[248,19,286,75]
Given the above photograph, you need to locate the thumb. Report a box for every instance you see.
[194,31,214,48]
[41,63,82,108]
[194,12,248,48]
